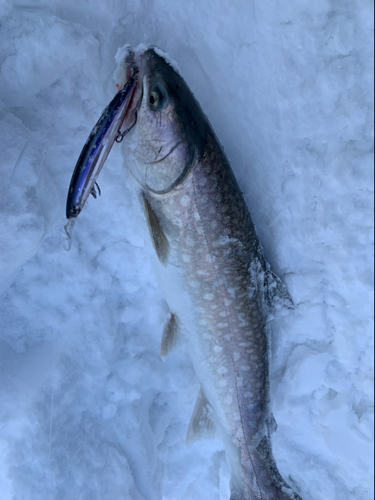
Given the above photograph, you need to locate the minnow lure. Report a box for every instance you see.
[66,75,138,220]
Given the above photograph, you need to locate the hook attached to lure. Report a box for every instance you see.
[66,76,139,220]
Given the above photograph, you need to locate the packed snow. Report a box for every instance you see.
[0,1,373,499]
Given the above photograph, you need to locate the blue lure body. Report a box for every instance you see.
[66,76,138,219]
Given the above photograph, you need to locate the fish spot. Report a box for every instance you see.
[240,365,251,371]
[187,279,200,289]
[186,236,195,247]
[224,334,231,341]
[214,345,223,353]
[224,299,232,307]
[198,177,207,187]
[182,254,191,263]
[225,396,233,404]
[219,311,228,317]
[210,304,218,310]
[204,293,214,301]
[217,322,228,329]
[218,366,228,375]
[180,195,190,207]
[233,352,240,362]
[198,319,207,326]
[219,379,227,387]
[244,392,253,398]
[197,269,210,276]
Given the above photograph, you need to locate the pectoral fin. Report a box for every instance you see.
[161,313,179,360]
[142,193,170,266]
[186,388,216,444]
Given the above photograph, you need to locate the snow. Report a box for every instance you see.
[0,1,373,499]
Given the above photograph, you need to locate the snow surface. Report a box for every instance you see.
[0,1,373,499]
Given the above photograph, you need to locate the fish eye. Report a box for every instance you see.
[149,85,168,111]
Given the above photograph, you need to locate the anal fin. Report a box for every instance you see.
[161,313,179,360]
[186,388,216,444]
[142,193,170,266]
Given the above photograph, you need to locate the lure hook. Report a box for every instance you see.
[115,112,138,143]
[90,182,101,199]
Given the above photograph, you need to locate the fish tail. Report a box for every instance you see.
[231,436,302,500]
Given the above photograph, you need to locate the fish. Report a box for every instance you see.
[66,46,303,500]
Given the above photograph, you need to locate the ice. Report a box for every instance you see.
[0,1,373,500]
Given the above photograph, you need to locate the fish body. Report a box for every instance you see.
[146,128,298,500]
[120,48,302,500]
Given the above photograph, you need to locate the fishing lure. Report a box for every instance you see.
[66,75,138,220]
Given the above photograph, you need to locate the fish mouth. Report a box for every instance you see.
[119,48,144,127]
[118,47,152,123]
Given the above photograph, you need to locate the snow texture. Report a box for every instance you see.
[0,1,373,499]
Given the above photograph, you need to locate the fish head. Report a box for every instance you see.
[122,48,208,194]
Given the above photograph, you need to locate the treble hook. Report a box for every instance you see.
[115,112,138,143]
[90,182,101,199]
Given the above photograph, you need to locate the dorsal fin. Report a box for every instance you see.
[160,313,180,360]
[186,388,216,444]
[142,193,170,266]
